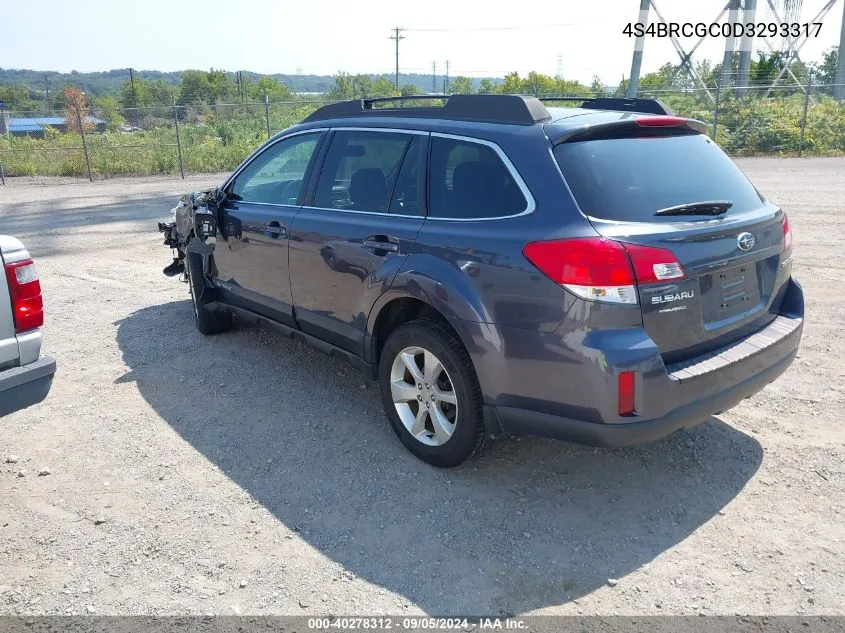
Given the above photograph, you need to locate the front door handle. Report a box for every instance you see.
[363,235,399,253]
[264,223,287,238]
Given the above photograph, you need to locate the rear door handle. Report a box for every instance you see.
[363,235,399,253]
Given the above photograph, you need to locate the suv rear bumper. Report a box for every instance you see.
[0,356,56,417]
[477,277,803,447]
[494,344,795,447]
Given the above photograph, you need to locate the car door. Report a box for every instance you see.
[213,131,324,326]
[288,129,427,355]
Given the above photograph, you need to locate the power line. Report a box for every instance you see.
[404,20,606,32]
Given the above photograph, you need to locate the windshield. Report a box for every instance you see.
[553,134,764,222]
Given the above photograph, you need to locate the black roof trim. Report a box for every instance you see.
[302,94,552,126]
[538,96,675,116]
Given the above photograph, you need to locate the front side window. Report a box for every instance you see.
[230,133,320,205]
[313,131,419,214]
[428,136,528,219]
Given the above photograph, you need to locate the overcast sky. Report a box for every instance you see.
[2,0,842,83]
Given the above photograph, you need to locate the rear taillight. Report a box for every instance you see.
[623,243,686,283]
[782,213,792,251]
[523,238,636,304]
[4,259,43,333]
[522,237,685,304]
[618,371,636,417]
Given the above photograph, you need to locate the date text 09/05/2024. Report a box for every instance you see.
[623,22,823,38]
[307,617,528,630]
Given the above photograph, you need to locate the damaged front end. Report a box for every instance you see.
[157,188,225,277]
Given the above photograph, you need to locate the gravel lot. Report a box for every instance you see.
[1,159,843,617]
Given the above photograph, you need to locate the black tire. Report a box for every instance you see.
[186,251,232,335]
[379,319,485,468]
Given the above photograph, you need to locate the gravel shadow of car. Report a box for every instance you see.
[116,300,763,616]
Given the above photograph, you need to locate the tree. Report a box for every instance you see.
[120,77,149,109]
[813,47,839,87]
[328,72,397,99]
[750,52,788,85]
[63,87,94,134]
[400,83,423,97]
[369,77,398,98]
[178,69,234,104]
[147,80,174,106]
[638,63,676,92]
[207,69,235,102]
[254,76,294,101]
[94,94,124,131]
[0,85,38,111]
[499,72,523,94]
[523,72,556,96]
[450,76,473,94]
[478,78,498,94]
[590,76,605,96]
[179,70,215,104]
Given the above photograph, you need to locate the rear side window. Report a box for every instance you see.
[553,134,764,222]
[428,136,528,219]
[313,130,418,214]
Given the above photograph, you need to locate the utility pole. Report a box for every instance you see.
[432,61,437,94]
[836,0,845,99]
[129,68,137,105]
[445,60,450,94]
[390,27,405,90]
[44,74,50,110]
[627,0,651,98]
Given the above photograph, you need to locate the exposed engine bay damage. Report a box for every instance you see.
[157,188,225,278]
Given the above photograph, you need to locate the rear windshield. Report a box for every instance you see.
[553,134,764,222]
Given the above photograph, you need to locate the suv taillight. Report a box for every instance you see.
[522,237,685,304]
[4,259,43,333]
[783,213,792,251]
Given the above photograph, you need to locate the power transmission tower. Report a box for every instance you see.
[737,0,758,94]
[721,0,742,89]
[432,61,437,94]
[445,60,450,94]
[390,27,405,90]
[555,55,564,79]
[627,0,650,97]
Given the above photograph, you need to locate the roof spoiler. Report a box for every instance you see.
[538,97,675,116]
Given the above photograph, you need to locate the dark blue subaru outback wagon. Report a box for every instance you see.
[161,94,803,467]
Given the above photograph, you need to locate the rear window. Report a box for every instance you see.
[553,134,764,222]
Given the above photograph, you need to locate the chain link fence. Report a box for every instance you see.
[0,100,327,182]
[1,86,844,183]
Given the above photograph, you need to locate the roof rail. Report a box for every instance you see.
[538,96,675,116]
[302,94,552,126]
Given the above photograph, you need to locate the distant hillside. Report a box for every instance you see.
[0,68,500,99]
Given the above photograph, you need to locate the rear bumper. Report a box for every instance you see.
[0,356,56,417]
[494,346,796,447]
[469,277,804,447]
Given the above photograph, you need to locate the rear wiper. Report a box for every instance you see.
[654,200,733,217]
